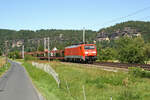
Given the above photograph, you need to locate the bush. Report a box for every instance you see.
[143,43,150,62]
[8,51,21,59]
[116,37,146,64]
[98,47,117,61]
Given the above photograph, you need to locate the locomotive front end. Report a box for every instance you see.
[84,44,97,62]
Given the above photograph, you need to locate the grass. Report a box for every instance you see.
[14,59,24,63]
[23,62,73,100]
[0,57,10,77]
[0,57,6,67]
[23,60,150,100]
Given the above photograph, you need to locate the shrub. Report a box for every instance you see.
[8,51,21,59]
[143,43,150,62]
[98,47,117,61]
[116,37,146,64]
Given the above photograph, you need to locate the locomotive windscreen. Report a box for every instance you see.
[84,45,95,50]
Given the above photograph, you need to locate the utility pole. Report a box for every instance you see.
[47,37,50,62]
[44,38,46,56]
[37,40,40,51]
[22,45,24,59]
[83,27,85,44]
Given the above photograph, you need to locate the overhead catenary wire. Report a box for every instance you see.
[136,15,150,21]
[88,6,150,30]
[103,6,150,24]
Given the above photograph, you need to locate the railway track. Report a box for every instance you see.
[40,59,150,71]
[93,62,150,71]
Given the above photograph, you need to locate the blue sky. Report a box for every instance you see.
[0,0,150,31]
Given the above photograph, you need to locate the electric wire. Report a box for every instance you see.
[88,6,150,30]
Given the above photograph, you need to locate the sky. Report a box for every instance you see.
[0,0,150,31]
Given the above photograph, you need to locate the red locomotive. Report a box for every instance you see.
[25,44,97,63]
[64,44,97,63]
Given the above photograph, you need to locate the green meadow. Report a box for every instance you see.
[23,61,150,100]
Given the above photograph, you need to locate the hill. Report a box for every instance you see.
[1,21,150,54]
[0,29,97,53]
[97,21,150,42]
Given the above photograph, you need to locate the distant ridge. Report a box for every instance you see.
[97,21,150,42]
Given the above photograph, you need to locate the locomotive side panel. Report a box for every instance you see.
[64,45,84,61]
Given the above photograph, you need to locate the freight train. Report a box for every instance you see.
[25,43,97,63]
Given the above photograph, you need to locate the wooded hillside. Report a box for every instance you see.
[97,21,150,42]
[0,29,96,52]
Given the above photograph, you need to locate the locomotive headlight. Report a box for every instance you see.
[85,52,88,54]
[92,51,96,53]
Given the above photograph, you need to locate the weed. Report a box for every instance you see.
[129,67,150,78]
[117,88,142,100]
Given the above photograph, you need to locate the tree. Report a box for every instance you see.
[0,49,2,56]
[37,45,44,51]
[98,47,117,61]
[143,43,150,62]
[116,37,146,64]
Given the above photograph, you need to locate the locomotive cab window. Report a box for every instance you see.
[84,45,95,50]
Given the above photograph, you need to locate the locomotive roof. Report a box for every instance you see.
[65,45,81,48]
[65,44,95,49]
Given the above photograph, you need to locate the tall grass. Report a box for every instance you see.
[49,62,150,100]
[0,57,6,67]
[50,62,128,100]
[23,62,73,100]
[0,57,10,77]
[23,61,150,100]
